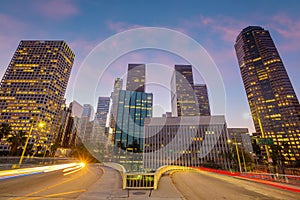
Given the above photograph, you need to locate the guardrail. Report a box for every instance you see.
[192,166,300,186]
[154,165,196,189]
[239,172,300,186]
[103,163,194,190]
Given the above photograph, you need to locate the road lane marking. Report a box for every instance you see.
[11,168,87,200]
[27,189,87,199]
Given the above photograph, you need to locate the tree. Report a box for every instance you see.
[0,123,11,140]
[6,130,27,156]
[270,142,289,174]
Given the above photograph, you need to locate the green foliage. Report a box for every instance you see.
[6,130,27,156]
[0,123,12,140]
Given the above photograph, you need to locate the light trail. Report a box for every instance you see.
[0,162,85,180]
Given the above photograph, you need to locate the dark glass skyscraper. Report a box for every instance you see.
[112,65,152,171]
[114,90,153,151]
[95,96,110,126]
[0,40,74,153]
[194,84,211,116]
[235,26,300,164]
[126,64,145,92]
[171,65,199,116]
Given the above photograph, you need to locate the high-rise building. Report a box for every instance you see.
[194,84,211,116]
[235,26,300,164]
[0,40,74,153]
[55,102,71,146]
[109,78,123,128]
[79,104,94,141]
[113,89,153,171]
[95,97,110,126]
[171,65,199,117]
[114,90,153,152]
[82,104,94,121]
[62,101,83,147]
[126,64,145,92]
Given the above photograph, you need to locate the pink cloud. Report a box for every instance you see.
[106,20,143,32]
[269,14,300,52]
[69,39,99,57]
[0,14,26,32]
[271,14,300,38]
[35,0,79,19]
[179,15,246,43]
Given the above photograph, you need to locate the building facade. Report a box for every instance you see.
[0,40,74,153]
[111,90,153,172]
[109,78,123,131]
[114,90,153,152]
[143,116,231,171]
[171,65,198,117]
[126,64,145,92]
[95,97,110,127]
[194,84,211,116]
[235,26,300,165]
[79,104,94,141]
[227,128,253,153]
[61,101,83,148]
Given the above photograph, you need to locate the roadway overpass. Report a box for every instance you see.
[0,163,299,199]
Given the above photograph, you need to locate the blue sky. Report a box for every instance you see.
[0,0,300,133]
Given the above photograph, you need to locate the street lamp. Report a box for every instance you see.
[228,139,242,172]
[18,121,46,167]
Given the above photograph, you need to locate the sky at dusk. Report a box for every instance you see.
[0,0,300,133]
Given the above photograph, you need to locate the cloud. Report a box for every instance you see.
[34,0,79,19]
[179,15,246,43]
[106,20,143,32]
[269,14,300,52]
[271,14,300,38]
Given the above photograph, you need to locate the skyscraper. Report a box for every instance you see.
[194,84,211,116]
[126,64,145,92]
[171,65,198,116]
[111,65,152,171]
[62,101,83,147]
[235,26,300,164]
[0,40,74,153]
[79,104,94,141]
[109,78,123,129]
[82,104,94,121]
[95,97,110,126]
[114,90,153,152]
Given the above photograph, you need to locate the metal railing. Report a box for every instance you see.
[240,172,300,186]
[103,163,193,190]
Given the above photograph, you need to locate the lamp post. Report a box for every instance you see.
[18,121,45,167]
[228,139,242,172]
[241,148,247,172]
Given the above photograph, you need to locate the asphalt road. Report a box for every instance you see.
[172,171,300,200]
[0,163,102,199]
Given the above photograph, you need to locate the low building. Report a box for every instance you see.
[143,116,231,171]
[227,128,253,153]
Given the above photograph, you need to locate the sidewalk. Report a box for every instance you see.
[77,167,184,200]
